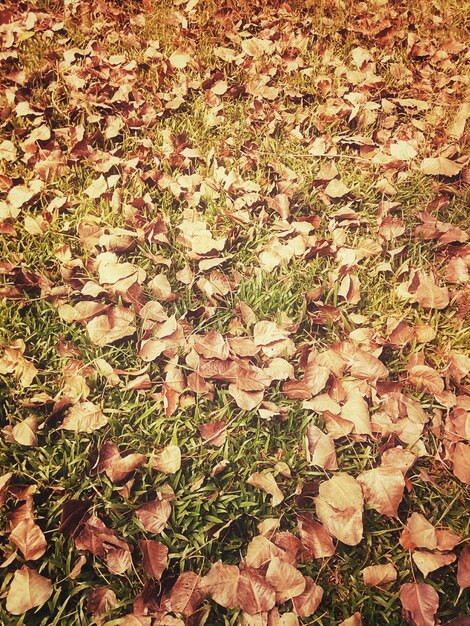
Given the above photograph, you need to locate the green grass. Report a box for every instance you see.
[0,0,469,625]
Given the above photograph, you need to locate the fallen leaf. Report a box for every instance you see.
[457,546,470,592]
[237,567,276,615]
[200,560,240,608]
[357,467,405,517]
[246,472,284,507]
[412,550,456,577]
[136,500,172,534]
[314,473,364,546]
[400,582,439,626]
[452,442,470,484]
[60,401,108,433]
[87,585,118,618]
[400,513,437,550]
[297,513,336,559]
[9,517,47,560]
[6,566,53,615]
[291,576,323,617]
[420,157,464,177]
[139,540,168,580]
[96,441,145,482]
[151,445,181,474]
[415,276,449,310]
[265,555,306,603]
[305,424,338,470]
[362,563,397,587]
[170,571,206,616]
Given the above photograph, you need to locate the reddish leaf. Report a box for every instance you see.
[237,567,276,615]
[139,540,168,580]
[400,582,439,626]
[362,563,397,587]
[292,576,323,617]
[136,500,172,534]
[200,560,240,608]
[170,571,206,617]
[265,555,306,603]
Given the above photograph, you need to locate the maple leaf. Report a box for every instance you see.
[6,566,53,615]
[400,582,439,626]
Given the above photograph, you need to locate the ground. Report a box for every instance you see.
[0,0,469,625]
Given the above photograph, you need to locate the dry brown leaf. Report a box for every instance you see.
[246,472,284,507]
[151,445,181,474]
[136,500,172,534]
[362,563,397,587]
[11,415,38,446]
[60,401,108,433]
[245,535,285,569]
[139,540,168,580]
[457,546,470,591]
[324,179,350,198]
[170,571,206,616]
[194,330,229,360]
[420,157,464,177]
[6,566,53,615]
[237,567,276,615]
[9,517,47,560]
[415,276,449,310]
[291,576,323,617]
[96,441,145,483]
[297,513,335,559]
[87,306,136,346]
[357,467,405,517]
[265,555,306,603]
[408,365,444,395]
[412,550,456,578]
[305,424,338,470]
[200,561,240,608]
[314,473,364,545]
[87,585,118,618]
[199,421,226,446]
[400,582,439,626]
[452,442,470,484]
[400,513,437,551]
[338,613,362,626]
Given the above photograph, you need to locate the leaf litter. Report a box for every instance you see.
[0,0,469,624]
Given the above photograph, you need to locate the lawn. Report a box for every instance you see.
[0,0,469,625]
